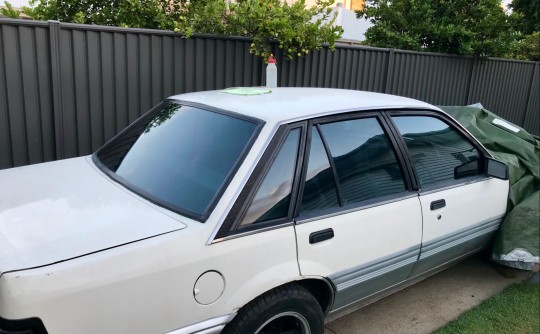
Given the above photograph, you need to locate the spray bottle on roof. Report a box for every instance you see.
[266,54,277,88]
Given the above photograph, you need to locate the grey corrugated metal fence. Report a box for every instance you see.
[1,18,539,170]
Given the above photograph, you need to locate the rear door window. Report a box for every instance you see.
[319,118,406,206]
[299,117,407,217]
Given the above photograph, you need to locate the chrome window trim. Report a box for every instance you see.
[295,192,418,225]
[418,176,493,196]
[211,221,295,244]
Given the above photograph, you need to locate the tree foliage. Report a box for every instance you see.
[508,0,539,61]
[22,0,176,29]
[357,0,517,57]
[13,0,342,60]
[509,0,539,35]
[508,31,540,61]
[1,1,20,18]
[175,0,342,59]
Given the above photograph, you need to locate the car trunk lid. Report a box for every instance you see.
[0,157,186,275]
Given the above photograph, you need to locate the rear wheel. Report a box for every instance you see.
[223,284,324,334]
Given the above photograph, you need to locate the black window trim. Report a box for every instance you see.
[293,111,416,221]
[214,107,486,238]
[214,122,307,239]
[92,99,265,223]
[384,109,491,193]
[380,112,420,191]
[315,124,344,206]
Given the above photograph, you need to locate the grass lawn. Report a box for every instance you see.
[434,282,540,334]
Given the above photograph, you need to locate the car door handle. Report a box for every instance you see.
[309,228,334,244]
[430,199,446,210]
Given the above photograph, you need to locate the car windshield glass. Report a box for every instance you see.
[96,102,259,220]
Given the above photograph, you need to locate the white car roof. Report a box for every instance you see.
[170,88,440,124]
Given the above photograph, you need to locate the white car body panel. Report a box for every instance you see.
[295,197,422,277]
[295,197,422,311]
[0,122,300,334]
[420,179,508,245]
[0,219,298,334]
[411,178,509,275]
[0,157,186,274]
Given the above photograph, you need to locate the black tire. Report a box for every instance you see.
[222,283,324,334]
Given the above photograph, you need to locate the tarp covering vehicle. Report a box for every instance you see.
[440,104,539,270]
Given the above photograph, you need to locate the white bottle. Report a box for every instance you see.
[266,54,277,88]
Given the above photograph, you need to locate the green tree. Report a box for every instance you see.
[509,0,539,35]
[174,0,343,59]
[357,0,517,57]
[23,0,177,29]
[507,31,540,61]
[507,0,539,61]
[1,1,21,18]
[21,0,342,60]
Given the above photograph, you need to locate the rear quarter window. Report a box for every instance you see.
[96,102,261,220]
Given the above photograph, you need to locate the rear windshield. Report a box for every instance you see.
[96,101,260,221]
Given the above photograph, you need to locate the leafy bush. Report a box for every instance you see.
[357,0,517,57]
[1,1,21,18]
[14,0,343,60]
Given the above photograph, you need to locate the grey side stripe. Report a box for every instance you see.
[330,246,420,291]
[420,215,504,260]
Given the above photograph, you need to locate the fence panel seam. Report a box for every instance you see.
[523,62,539,126]
[48,20,64,160]
[384,48,394,93]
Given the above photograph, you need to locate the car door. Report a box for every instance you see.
[294,113,423,313]
[388,112,509,277]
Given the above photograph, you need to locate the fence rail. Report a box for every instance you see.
[1,18,539,170]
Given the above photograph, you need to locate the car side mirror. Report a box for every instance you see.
[485,157,508,180]
[454,159,480,179]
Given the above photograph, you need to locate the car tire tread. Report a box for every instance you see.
[223,283,324,334]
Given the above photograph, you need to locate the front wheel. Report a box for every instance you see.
[223,284,324,334]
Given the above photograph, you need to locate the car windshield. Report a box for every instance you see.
[96,101,260,220]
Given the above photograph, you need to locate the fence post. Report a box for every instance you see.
[384,49,395,93]
[48,20,64,160]
[522,62,539,127]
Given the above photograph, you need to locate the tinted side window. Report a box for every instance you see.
[239,129,301,226]
[319,118,406,206]
[300,127,340,214]
[392,116,481,189]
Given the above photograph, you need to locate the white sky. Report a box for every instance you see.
[6,0,514,10]
[6,0,31,7]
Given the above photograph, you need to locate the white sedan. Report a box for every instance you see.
[0,88,509,334]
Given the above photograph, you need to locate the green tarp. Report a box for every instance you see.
[440,105,539,270]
